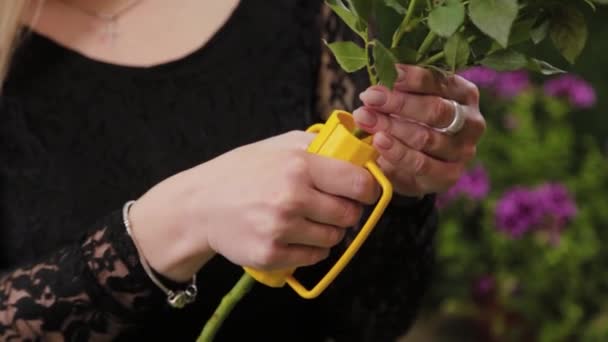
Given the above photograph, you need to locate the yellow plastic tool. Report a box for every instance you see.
[243,110,393,299]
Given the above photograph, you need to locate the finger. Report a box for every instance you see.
[356,109,474,162]
[393,64,480,105]
[260,243,330,270]
[373,132,463,193]
[359,86,461,131]
[280,218,347,248]
[302,188,363,228]
[376,156,424,196]
[306,154,381,205]
[356,92,485,144]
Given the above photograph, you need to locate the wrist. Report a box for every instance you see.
[128,187,216,283]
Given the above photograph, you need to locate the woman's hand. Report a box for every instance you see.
[128,131,380,282]
[353,64,486,197]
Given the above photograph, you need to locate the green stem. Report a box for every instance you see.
[420,50,445,65]
[420,36,477,66]
[391,0,421,48]
[197,273,256,342]
[417,31,438,62]
[366,41,377,86]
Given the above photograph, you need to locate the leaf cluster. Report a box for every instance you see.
[325,0,603,88]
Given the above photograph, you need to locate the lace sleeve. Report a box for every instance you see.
[315,6,439,341]
[0,209,164,340]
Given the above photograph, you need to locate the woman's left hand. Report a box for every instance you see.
[353,64,486,197]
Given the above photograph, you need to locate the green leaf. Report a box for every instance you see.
[444,32,470,71]
[508,18,536,46]
[325,0,367,40]
[383,0,407,14]
[391,45,418,64]
[550,6,588,64]
[428,0,466,37]
[348,0,373,24]
[468,0,519,48]
[527,59,566,75]
[372,0,404,47]
[373,40,398,89]
[324,41,368,72]
[480,49,528,71]
[530,18,550,45]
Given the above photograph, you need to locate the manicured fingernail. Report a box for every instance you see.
[397,67,406,81]
[374,133,393,149]
[360,89,386,106]
[354,108,377,127]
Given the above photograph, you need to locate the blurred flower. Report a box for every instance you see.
[495,183,577,239]
[535,183,577,224]
[494,71,531,99]
[495,187,543,238]
[436,165,490,208]
[458,66,499,88]
[543,74,597,109]
[472,275,496,304]
[474,275,496,297]
[459,67,531,99]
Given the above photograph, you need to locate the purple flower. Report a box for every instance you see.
[495,187,543,238]
[459,165,491,200]
[493,70,531,98]
[535,183,577,224]
[436,165,490,208]
[495,183,577,239]
[458,67,498,88]
[543,74,597,109]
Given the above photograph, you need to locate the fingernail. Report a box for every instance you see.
[353,108,377,127]
[374,133,393,149]
[360,89,386,106]
[397,67,406,81]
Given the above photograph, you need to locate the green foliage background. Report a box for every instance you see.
[409,10,608,341]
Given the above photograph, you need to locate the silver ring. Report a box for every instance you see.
[435,100,466,135]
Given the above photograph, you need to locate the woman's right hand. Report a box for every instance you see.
[128,131,380,282]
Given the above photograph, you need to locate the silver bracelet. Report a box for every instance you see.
[122,200,198,309]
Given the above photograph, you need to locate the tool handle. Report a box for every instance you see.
[285,160,393,299]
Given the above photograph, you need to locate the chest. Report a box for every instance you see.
[0,1,322,266]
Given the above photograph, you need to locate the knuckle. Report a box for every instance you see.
[475,112,487,134]
[351,171,375,201]
[389,144,407,163]
[467,82,481,104]
[309,248,330,265]
[432,98,451,127]
[336,201,354,227]
[393,92,407,116]
[284,152,308,181]
[413,153,429,175]
[414,129,432,151]
[275,189,303,216]
[461,144,477,162]
[253,243,281,270]
[325,227,345,247]
[404,67,425,89]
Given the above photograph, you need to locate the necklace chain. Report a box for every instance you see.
[58,0,143,44]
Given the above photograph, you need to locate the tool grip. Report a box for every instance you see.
[243,111,393,298]
[286,160,392,298]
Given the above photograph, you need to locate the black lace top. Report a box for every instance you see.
[0,1,437,341]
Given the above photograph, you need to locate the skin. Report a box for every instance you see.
[27,0,485,282]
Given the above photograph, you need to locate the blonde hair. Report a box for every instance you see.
[0,1,30,87]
